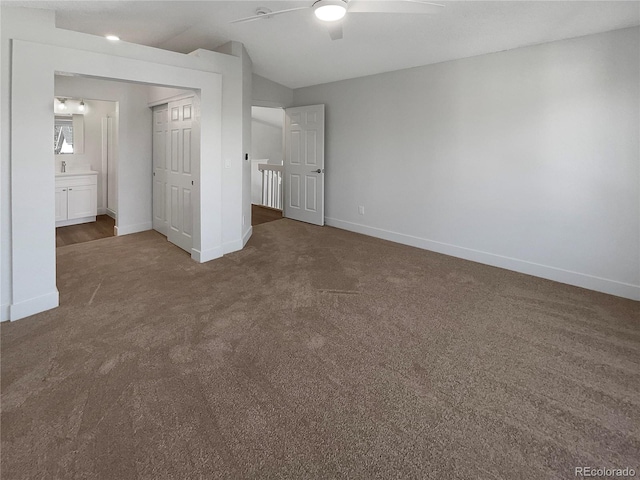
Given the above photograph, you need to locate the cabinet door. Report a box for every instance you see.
[67,185,97,219]
[55,187,68,221]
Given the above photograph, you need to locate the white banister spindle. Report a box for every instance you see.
[266,171,270,205]
[258,163,284,211]
[269,171,273,206]
[263,170,268,205]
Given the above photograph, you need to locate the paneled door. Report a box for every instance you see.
[283,104,325,226]
[152,105,169,235]
[167,98,194,253]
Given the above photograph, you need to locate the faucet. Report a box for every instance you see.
[61,161,66,173]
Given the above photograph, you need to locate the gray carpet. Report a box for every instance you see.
[2,219,639,479]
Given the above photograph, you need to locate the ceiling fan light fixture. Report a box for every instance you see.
[255,7,272,18]
[313,0,347,22]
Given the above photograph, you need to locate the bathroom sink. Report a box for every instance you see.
[55,170,99,177]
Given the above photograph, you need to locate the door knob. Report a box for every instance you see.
[312,168,324,173]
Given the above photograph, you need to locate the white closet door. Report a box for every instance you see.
[166,98,194,253]
[284,104,325,226]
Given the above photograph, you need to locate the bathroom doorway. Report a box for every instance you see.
[53,93,118,247]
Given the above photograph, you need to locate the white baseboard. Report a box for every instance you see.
[325,217,640,301]
[97,207,106,215]
[56,216,96,228]
[115,222,152,236]
[105,209,117,220]
[192,246,223,263]
[242,226,253,247]
[9,290,59,321]
[223,239,243,255]
[1,303,9,322]
[219,229,252,256]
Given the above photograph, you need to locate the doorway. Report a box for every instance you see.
[251,104,326,227]
[251,106,285,216]
[53,94,118,247]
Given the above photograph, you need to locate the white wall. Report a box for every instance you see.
[147,86,193,106]
[0,8,56,321]
[251,106,284,164]
[253,74,294,108]
[1,7,241,321]
[193,42,250,253]
[52,94,117,212]
[293,27,640,300]
[241,46,253,246]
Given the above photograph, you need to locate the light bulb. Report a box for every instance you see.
[78,101,86,112]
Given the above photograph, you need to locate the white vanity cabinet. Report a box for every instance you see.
[55,172,98,227]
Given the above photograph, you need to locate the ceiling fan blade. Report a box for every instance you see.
[230,6,309,24]
[327,22,343,40]
[347,0,444,15]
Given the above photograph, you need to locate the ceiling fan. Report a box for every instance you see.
[230,0,444,41]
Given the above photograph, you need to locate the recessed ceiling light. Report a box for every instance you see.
[313,0,347,22]
[105,35,120,41]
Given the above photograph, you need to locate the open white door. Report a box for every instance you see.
[102,114,117,218]
[152,105,169,236]
[167,97,194,253]
[284,104,325,226]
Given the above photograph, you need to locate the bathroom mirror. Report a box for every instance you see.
[54,116,73,154]
[54,114,84,155]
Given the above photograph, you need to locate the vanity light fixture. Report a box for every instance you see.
[313,0,347,21]
[105,34,120,41]
[78,100,86,112]
[58,98,67,111]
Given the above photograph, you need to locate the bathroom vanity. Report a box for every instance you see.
[55,171,98,227]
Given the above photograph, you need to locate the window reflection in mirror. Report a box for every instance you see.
[54,115,74,154]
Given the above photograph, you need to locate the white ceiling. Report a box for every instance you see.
[5,1,639,88]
